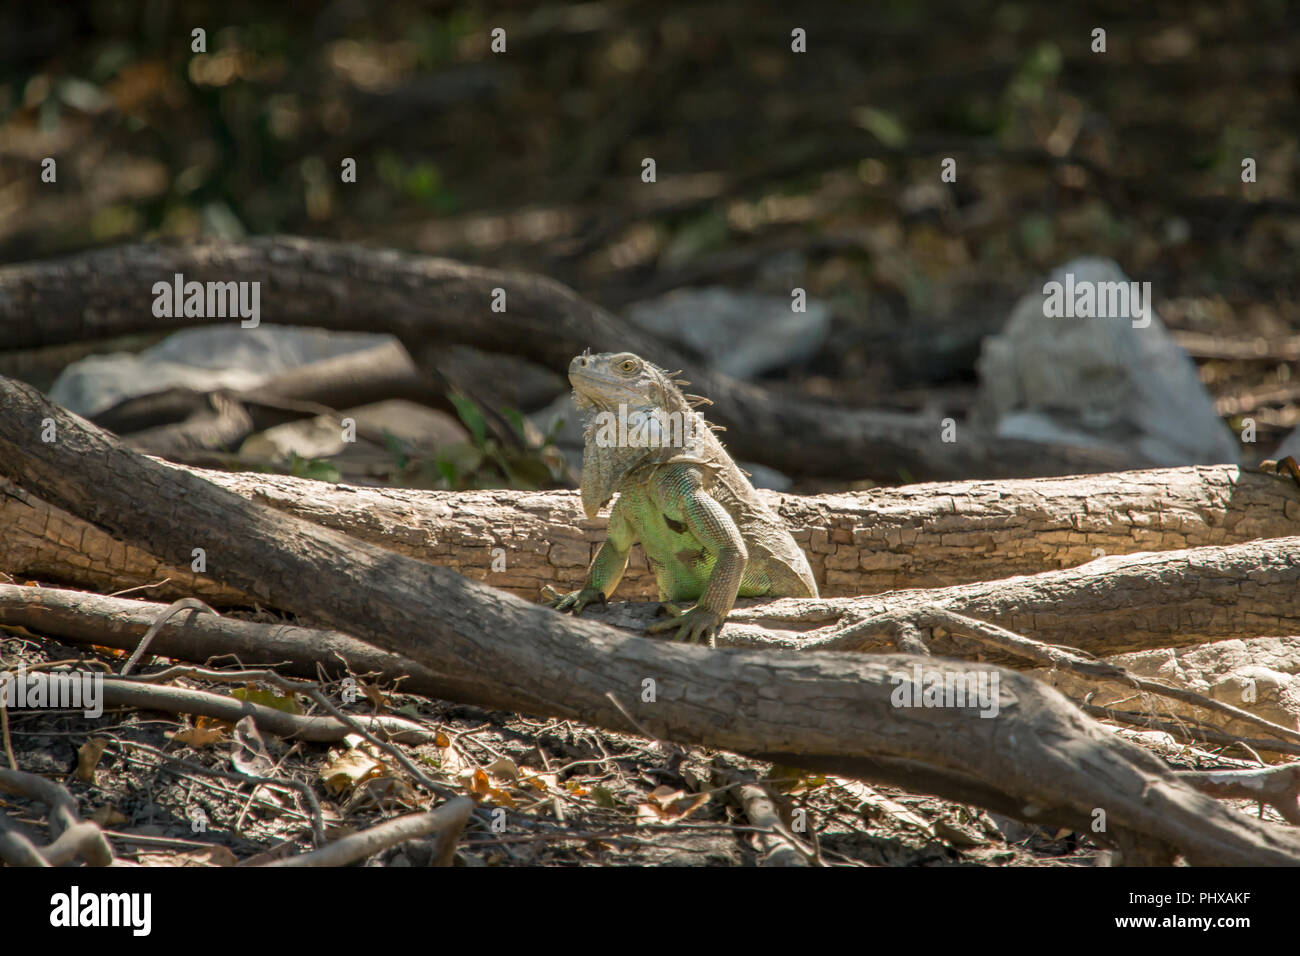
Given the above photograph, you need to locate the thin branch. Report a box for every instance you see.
[258,798,474,867]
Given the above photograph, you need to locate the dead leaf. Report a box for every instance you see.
[320,749,387,795]
[138,845,238,867]
[345,775,418,812]
[523,773,559,793]
[649,786,684,808]
[359,680,388,711]
[89,805,127,827]
[484,756,520,782]
[434,740,473,777]
[465,768,515,807]
[167,724,228,748]
[74,738,109,783]
[635,786,709,824]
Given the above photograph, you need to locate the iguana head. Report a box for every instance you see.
[567,350,712,517]
[568,350,680,413]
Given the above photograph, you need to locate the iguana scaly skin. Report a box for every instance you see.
[544,350,818,644]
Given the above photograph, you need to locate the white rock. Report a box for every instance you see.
[50,325,395,417]
[975,258,1240,465]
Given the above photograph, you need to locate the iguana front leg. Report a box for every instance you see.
[646,467,747,645]
[544,499,633,615]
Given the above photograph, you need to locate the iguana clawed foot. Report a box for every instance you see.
[541,585,606,615]
[544,592,719,642]
[646,606,724,644]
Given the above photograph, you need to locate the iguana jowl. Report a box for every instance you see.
[544,350,818,644]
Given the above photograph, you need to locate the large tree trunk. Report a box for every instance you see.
[0,238,1151,482]
[4,461,1294,605]
[2,374,1298,865]
[8,583,1297,756]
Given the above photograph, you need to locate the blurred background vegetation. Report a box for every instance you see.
[3,0,1298,469]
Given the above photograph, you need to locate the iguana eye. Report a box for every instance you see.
[620,359,637,372]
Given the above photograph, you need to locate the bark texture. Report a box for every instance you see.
[0,583,439,693]
[2,373,1298,865]
[0,237,1149,481]
[9,580,1298,750]
[4,461,1295,604]
[713,537,1300,659]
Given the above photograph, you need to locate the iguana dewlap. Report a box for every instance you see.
[544,350,818,645]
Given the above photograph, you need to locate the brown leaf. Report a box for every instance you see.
[89,804,127,827]
[648,785,686,809]
[74,737,110,783]
[319,749,387,795]
[167,725,228,748]
[138,845,238,867]
[636,786,709,824]
[466,768,515,807]
[359,680,388,712]
[523,773,559,793]
[484,756,520,782]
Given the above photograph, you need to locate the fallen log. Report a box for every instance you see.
[11,582,1297,758]
[2,374,1298,864]
[0,583,441,695]
[0,237,1149,481]
[715,537,1300,659]
[4,461,1295,604]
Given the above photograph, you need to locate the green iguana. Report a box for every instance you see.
[543,350,818,644]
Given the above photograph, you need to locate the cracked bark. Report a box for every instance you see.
[2,374,1299,865]
[4,461,1295,605]
[709,536,1300,660]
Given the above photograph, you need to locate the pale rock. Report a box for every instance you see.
[976,258,1240,465]
[50,325,394,417]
